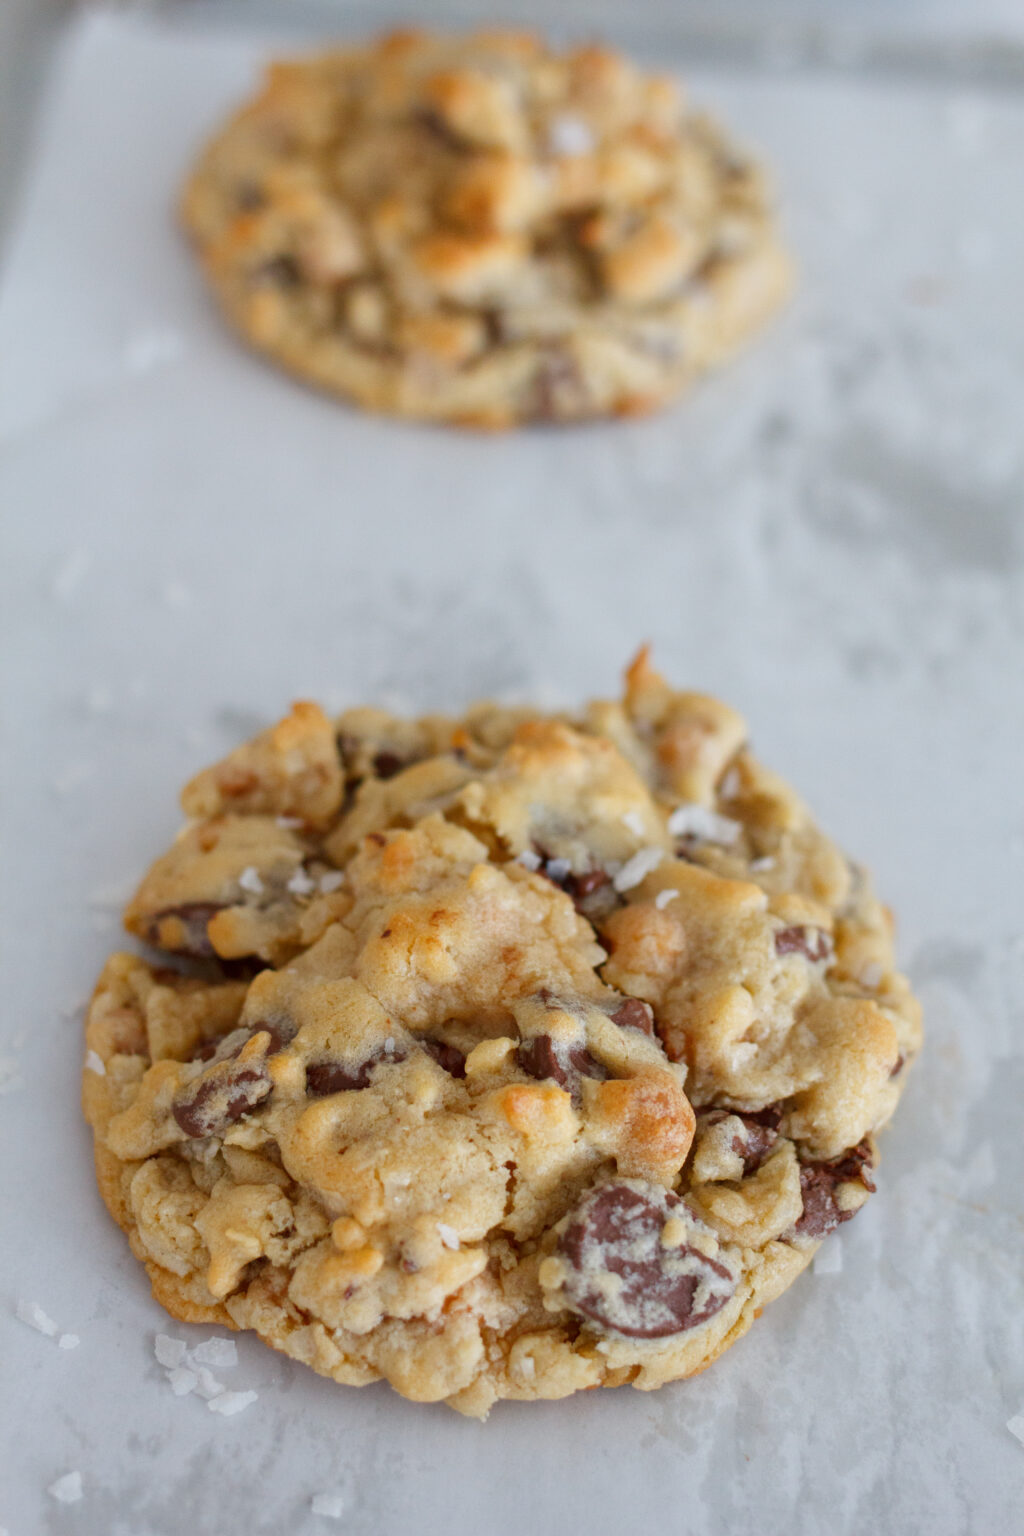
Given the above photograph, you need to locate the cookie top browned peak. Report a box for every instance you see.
[83,653,920,1414]
[181,30,790,424]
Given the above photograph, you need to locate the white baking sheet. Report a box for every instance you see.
[2,10,1023,1534]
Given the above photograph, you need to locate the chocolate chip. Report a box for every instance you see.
[517,1033,607,1101]
[571,869,611,901]
[558,1182,735,1339]
[190,1020,293,1063]
[535,853,614,915]
[305,1046,406,1097]
[421,1039,467,1078]
[775,926,833,963]
[610,998,655,1036]
[253,254,301,288]
[794,1141,876,1239]
[890,1054,905,1078]
[147,902,226,958]
[172,1058,272,1138]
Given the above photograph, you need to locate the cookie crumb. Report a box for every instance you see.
[311,1491,346,1519]
[16,1300,58,1337]
[208,1389,258,1416]
[48,1471,83,1504]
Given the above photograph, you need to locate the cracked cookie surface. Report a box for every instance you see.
[181,29,791,426]
[83,654,920,1414]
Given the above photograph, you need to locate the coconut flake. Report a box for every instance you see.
[191,1337,237,1370]
[813,1239,843,1275]
[750,856,775,872]
[237,866,264,896]
[1007,1414,1024,1448]
[613,847,664,893]
[437,1223,460,1251]
[311,1491,347,1519]
[516,849,541,871]
[48,1472,83,1504]
[154,1333,188,1370]
[548,114,595,156]
[17,1300,59,1337]
[668,804,741,845]
[319,870,344,893]
[84,1049,106,1076]
[654,889,678,910]
[58,1334,80,1350]
[208,1389,258,1417]
[287,869,316,897]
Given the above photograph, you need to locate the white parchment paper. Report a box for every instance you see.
[1,12,1022,1534]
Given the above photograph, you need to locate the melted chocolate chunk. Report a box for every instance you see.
[372,750,405,780]
[172,1058,272,1138]
[794,1141,876,1238]
[535,853,613,915]
[517,1034,607,1100]
[421,1038,467,1078]
[698,1107,780,1176]
[559,1183,735,1339]
[775,926,833,963]
[190,1019,294,1063]
[147,902,225,958]
[305,1046,406,1098]
[609,998,655,1036]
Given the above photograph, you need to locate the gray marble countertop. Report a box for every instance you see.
[1,10,1022,1534]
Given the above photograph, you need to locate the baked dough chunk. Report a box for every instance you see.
[83,653,920,1414]
[181,29,792,425]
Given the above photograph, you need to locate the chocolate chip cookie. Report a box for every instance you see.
[82,652,921,1414]
[181,29,792,426]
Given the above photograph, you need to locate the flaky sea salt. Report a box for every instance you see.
[516,849,542,871]
[287,869,316,897]
[750,856,775,872]
[654,889,679,910]
[58,1334,80,1350]
[667,804,741,845]
[48,1472,83,1504]
[319,871,344,893]
[311,1491,347,1519]
[1007,1415,1024,1448]
[614,847,664,893]
[193,1366,226,1400]
[191,1337,237,1370]
[437,1223,460,1250]
[167,1367,199,1397]
[154,1333,188,1369]
[621,810,647,837]
[17,1300,58,1337]
[548,114,595,156]
[545,857,571,883]
[813,1240,843,1275]
[84,1049,106,1076]
[208,1389,258,1417]
[237,866,264,895]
